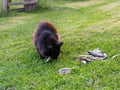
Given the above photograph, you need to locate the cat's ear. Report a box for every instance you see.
[57,42,63,47]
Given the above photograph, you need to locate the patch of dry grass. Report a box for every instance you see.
[87,19,120,32]
[99,1,120,11]
[60,0,104,9]
[0,16,33,30]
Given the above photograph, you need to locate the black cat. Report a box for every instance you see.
[32,21,63,60]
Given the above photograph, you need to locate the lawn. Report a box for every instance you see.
[0,0,120,89]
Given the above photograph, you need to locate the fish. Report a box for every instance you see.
[57,67,76,74]
[45,56,52,62]
[76,48,107,64]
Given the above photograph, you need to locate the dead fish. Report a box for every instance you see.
[57,67,76,74]
[77,55,106,64]
[87,48,105,57]
[45,56,52,62]
[93,48,101,53]
[88,51,104,57]
[76,48,107,64]
[77,55,102,61]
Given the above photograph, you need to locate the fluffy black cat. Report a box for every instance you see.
[32,21,63,60]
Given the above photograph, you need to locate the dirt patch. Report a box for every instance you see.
[99,1,120,11]
[61,0,104,9]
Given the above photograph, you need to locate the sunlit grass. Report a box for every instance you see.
[0,0,120,89]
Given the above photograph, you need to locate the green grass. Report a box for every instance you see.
[0,0,120,89]
[0,0,2,14]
